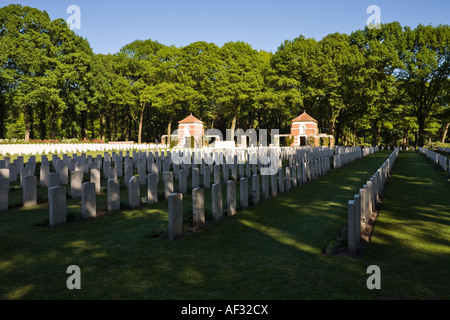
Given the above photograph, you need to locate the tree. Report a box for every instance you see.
[216,42,266,138]
[397,24,450,146]
[0,4,95,141]
[118,39,165,143]
[178,41,222,128]
[349,23,404,146]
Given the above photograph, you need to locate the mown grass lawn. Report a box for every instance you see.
[361,151,450,299]
[0,150,449,300]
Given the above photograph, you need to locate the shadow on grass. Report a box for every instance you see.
[2,151,449,299]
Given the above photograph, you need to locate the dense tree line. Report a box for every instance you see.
[1,4,449,146]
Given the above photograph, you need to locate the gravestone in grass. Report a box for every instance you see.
[151,163,159,183]
[69,158,76,172]
[40,165,49,187]
[71,171,82,199]
[138,164,146,186]
[348,200,356,256]
[75,163,83,172]
[83,158,89,174]
[0,168,10,184]
[285,167,291,191]
[227,180,237,215]
[354,194,361,244]
[214,165,220,185]
[59,164,69,185]
[0,178,9,211]
[192,167,199,189]
[163,162,170,177]
[124,165,133,189]
[147,173,158,204]
[103,160,111,179]
[173,163,179,180]
[211,183,223,221]
[278,168,284,193]
[252,174,260,205]
[109,167,117,180]
[82,182,96,219]
[192,187,205,228]
[164,171,174,199]
[129,176,140,208]
[203,165,210,189]
[363,184,370,221]
[20,166,32,187]
[179,169,187,194]
[359,187,367,224]
[240,177,248,209]
[231,162,237,180]
[168,193,183,240]
[49,186,66,226]
[270,172,278,197]
[261,174,269,200]
[302,162,307,185]
[48,173,60,199]
[107,179,120,211]
[90,168,101,194]
[223,164,229,182]
[115,158,123,177]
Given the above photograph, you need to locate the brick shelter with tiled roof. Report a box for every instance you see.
[290,111,334,147]
[177,114,204,147]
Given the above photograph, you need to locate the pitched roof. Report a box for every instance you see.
[178,114,203,124]
[292,111,317,123]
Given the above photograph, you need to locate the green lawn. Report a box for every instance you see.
[0,150,449,299]
[362,151,450,299]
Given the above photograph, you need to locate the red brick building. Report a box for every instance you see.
[290,111,334,147]
[177,114,204,147]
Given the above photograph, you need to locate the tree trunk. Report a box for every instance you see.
[125,107,130,141]
[417,116,425,147]
[230,115,237,141]
[167,117,172,147]
[100,114,106,142]
[80,110,87,140]
[371,121,380,147]
[403,128,409,147]
[137,102,145,144]
[441,123,449,143]
[385,128,389,148]
[0,98,5,139]
[335,123,341,146]
[39,102,46,140]
[330,109,336,137]
[24,106,31,142]
[90,111,95,140]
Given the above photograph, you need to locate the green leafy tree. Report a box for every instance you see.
[216,41,266,138]
[397,24,450,146]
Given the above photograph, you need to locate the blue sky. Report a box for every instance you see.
[2,0,449,54]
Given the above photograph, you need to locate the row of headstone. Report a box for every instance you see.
[0,155,35,183]
[1,146,334,213]
[166,155,333,239]
[436,147,450,154]
[347,148,399,256]
[0,145,356,217]
[333,146,379,169]
[0,143,163,156]
[418,147,449,172]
